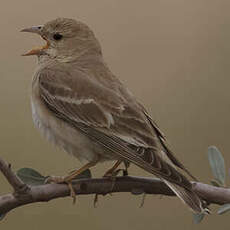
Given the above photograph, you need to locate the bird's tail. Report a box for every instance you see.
[162,179,209,214]
[127,144,209,213]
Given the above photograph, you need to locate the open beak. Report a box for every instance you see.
[21,25,50,56]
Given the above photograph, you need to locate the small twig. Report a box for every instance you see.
[93,194,99,207]
[140,193,146,208]
[0,157,29,195]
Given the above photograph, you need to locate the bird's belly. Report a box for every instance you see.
[31,98,115,163]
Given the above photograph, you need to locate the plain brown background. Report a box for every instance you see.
[0,0,230,229]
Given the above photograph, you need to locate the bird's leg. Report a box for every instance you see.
[46,160,98,203]
[94,160,122,207]
[103,160,122,177]
[94,160,129,207]
[64,160,98,181]
[105,161,130,192]
[122,161,130,176]
[104,161,130,194]
[106,161,130,177]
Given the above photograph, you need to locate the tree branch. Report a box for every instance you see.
[0,157,230,217]
[0,157,29,194]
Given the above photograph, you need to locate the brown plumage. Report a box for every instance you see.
[21,18,208,213]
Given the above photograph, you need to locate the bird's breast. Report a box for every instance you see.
[30,85,101,163]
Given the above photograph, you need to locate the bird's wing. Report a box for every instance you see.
[38,66,156,147]
[38,67,204,213]
[38,67,126,128]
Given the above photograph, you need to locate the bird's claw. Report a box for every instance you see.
[45,176,76,204]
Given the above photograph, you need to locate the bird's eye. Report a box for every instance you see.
[53,33,63,41]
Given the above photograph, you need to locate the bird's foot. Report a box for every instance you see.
[94,169,128,207]
[45,161,99,204]
[93,168,129,207]
[103,168,128,178]
[45,176,76,204]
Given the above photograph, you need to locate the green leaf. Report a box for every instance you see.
[208,146,226,186]
[193,213,205,224]
[72,169,92,181]
[16,168,46,186]
[218,204,230,215]
[17,168,91,186]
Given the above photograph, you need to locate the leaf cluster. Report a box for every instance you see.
[194,146,229,223]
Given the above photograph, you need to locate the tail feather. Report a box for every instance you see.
[162,179,209,214]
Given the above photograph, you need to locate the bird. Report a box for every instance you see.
[21,17,208,213]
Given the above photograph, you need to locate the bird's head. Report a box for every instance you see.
[21,18,102,61]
